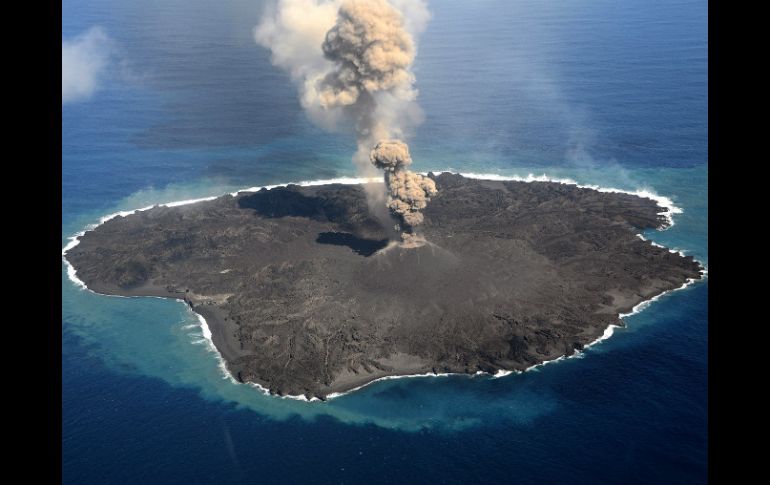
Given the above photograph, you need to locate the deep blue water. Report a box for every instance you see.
[62,1,708,483]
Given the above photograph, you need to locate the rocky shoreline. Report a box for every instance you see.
[66,173,703,400]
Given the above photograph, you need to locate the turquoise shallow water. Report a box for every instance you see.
[63,0,707,482]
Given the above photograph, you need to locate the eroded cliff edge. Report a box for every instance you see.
[66,173,703,399]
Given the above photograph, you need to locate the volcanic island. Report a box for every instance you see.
[66,173,703,400]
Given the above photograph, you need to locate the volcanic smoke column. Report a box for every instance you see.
[254,0,435,240]
[370,140,437,236]
[317,0,438,238]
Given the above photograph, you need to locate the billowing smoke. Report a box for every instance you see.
[370,140,437,228]
[255,0,435,240]
[317,0,415,131]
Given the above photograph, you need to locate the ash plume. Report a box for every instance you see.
[370,140,437,229]
[255,0,435,240]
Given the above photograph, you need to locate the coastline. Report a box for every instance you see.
[455,172,683,229]
[62,170,707,402]
[322,267,707,401]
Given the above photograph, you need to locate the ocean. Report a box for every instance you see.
[62,0,708,483]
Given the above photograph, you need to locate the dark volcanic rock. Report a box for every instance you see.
[66,173,703,399]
